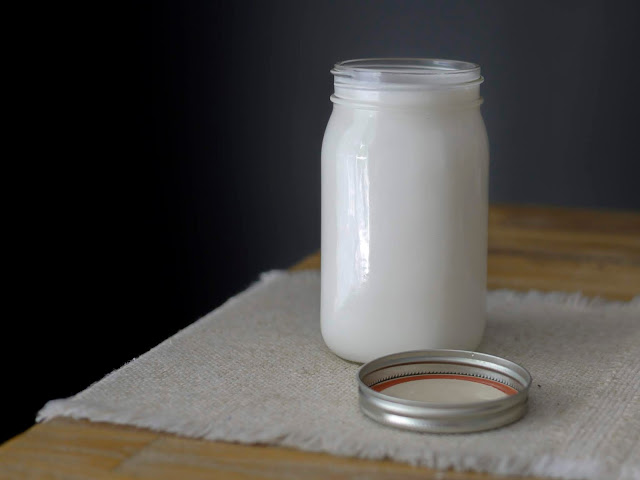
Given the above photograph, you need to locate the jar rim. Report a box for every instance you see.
[331,58,482,89]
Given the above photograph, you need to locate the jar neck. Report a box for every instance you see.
[330,58,483,109]
[331,84,482,109]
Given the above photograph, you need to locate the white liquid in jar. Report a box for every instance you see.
[321,59,489,363]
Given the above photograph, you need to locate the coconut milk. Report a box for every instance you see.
[321,59,489,363]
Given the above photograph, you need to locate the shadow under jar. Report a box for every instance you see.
[321,58,489,363]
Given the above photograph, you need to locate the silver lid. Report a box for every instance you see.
[358,350,532,433]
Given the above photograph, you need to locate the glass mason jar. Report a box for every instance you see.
[321,58,489,363]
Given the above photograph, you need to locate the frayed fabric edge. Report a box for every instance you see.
[36,398,625,480]
[487,288,639,311]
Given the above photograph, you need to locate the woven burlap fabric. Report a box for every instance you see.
[39,271,640,480]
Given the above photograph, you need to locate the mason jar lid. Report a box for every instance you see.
[358,350,532,433]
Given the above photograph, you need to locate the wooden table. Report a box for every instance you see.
[2,205,639,480]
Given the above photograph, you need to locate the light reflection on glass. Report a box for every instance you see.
[335,122,374,311]
[354,145,370,281]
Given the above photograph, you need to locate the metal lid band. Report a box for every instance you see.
[358,350,532,433]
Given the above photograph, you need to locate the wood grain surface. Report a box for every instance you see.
[2,204,639,480]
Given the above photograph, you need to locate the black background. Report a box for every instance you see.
[6,1,640,443]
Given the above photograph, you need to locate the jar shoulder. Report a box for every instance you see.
[322,106,488,157]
